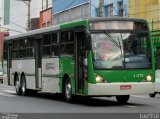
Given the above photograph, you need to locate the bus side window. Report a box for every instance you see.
[19,39,27,59]
[60,31,74,55]
[26,37,34,58]
[51,32,59,56]
[12,39,19,59]
[43,34,51,57]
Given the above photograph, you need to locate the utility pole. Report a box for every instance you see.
[42,0,43,10]
[27,0,31,31]
[18,0,31,31]
[99,0,103,17]
[46,0,48,9]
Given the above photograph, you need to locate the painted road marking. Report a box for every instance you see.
[0,93,16,97]
[3,90,16,94]
[124,105,137,108]
[131,95,149,98]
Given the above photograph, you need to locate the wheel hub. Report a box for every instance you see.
[22,81,26,93]
[15,80,19,92]
[65,83,71,99]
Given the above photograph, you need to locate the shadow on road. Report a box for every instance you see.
[14,92,146,107]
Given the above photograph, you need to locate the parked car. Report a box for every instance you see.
[0,65,3,83]
[149,68,160,97]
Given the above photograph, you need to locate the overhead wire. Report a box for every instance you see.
[1,17,27,30]
[6,0,77,32]
[0,26,24,33]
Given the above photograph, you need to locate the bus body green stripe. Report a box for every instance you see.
[60,19,88,30]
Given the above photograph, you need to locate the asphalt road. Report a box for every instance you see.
[0,84,159,113]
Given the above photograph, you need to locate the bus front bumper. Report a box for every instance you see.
[88,82,154,96]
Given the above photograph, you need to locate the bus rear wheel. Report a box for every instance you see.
[21,76,27,96]
[116,95,130,104]
[64,79,73,103]
[15,77,21,95]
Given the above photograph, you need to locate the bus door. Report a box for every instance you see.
[155,47,160,88]
[35,38,42,89]
[156,48,160,69]
[75,31,86,94]
[7,43,12,85]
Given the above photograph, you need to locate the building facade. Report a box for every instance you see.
[31,18,40,30]
[128,0,160,70]
[0,32,9,63]
[40,7,52,28]
[52,0,128,25]
[128,0,160,31]
[2,0,42,36]
[107,0,128,16]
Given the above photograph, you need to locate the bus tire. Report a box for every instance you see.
[149,93,156,98]
[116,95,130,104]
[64,79,73,103]
[15,76,21,95]
[21,76,27,96]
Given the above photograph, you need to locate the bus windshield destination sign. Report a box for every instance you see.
[90,21,148,31]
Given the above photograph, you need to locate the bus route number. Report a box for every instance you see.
[134,74,144,78]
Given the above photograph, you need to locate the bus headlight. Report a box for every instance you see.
[143,74,152,82]
[146,75,152,82]
[96,75,104,83]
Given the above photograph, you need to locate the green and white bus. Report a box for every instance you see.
[3,17,154,103]
[149,31,160,97]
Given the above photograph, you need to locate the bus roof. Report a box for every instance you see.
[88,17,147,23]
[5,17,147,41]
[5,24,60,41]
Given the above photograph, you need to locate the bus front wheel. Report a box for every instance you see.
[149,93,156,98]
[64,79,73,103]
[116,95,130,104]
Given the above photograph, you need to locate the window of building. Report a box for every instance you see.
[47,21,51,27]
[43,34,51,57]
[42,23,46,28]
[105,4,113,17]
[117,0,123,16]
[95,8,99,17]
[61,31,74,55]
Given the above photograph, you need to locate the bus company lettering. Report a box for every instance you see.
[46,63,55,70]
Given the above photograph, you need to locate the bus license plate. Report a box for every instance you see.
[120,85,131,90]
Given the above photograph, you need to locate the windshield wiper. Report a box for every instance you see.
[104,31,121,49]
[118,35,123,56]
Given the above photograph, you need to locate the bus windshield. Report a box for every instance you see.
[91,31,151,69]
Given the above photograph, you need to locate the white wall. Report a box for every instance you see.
[0,0,2,18]
[2,0,42,36]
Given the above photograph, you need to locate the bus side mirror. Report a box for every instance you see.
[84,30,91,51]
